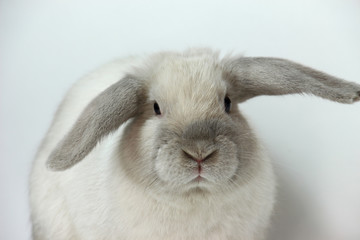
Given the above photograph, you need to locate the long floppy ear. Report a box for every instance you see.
[46,76,147,171]
[224,57,360,103]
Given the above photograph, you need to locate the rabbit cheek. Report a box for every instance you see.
[201,138,239,183]
[154,141,195,184]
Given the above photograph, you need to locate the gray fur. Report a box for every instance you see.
[46,75,147,171]
[224,57,360,103]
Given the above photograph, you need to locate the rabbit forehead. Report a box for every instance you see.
[149,57,227,109]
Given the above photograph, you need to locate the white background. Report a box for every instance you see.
[1,0,360,239]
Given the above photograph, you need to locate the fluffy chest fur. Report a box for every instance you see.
[70,179,271,240]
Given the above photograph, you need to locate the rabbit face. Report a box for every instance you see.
[119,57,259,195]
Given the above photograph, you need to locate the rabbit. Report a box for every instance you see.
[29,48,360,240]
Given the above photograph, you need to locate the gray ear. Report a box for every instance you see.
[46,76,147,171]
[225,57,360,103]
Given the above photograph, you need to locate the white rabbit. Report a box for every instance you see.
[29,48,360,240]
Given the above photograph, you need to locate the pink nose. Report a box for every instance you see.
[182,149,216,163]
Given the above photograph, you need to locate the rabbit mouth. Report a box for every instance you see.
[189,175,208,183]
[185,175,212,190]
[154,137,240,187]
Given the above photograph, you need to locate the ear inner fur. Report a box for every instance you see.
[46,76,147,171]
[224,57,360,103]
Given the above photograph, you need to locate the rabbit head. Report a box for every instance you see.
[118,52,260,195]
[46,49,360,196]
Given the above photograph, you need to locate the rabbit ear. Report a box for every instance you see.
[47,76,147,171]
[225,57,360,103]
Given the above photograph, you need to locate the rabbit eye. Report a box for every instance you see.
[224,96,231,113]
[154,102,161,115]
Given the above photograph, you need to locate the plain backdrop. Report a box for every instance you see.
[1,0,360,239]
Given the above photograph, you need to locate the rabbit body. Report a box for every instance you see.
[30,49,360,240]
[30,52,275,240]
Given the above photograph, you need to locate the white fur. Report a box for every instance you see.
[29,51,275,240]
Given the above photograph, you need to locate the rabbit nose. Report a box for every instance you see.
[182,149,217,163]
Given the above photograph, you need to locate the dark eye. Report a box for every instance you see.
[224,96,231,113]
[154,102,161,115]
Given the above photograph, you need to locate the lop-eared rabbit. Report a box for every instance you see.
[29,49,360,240]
